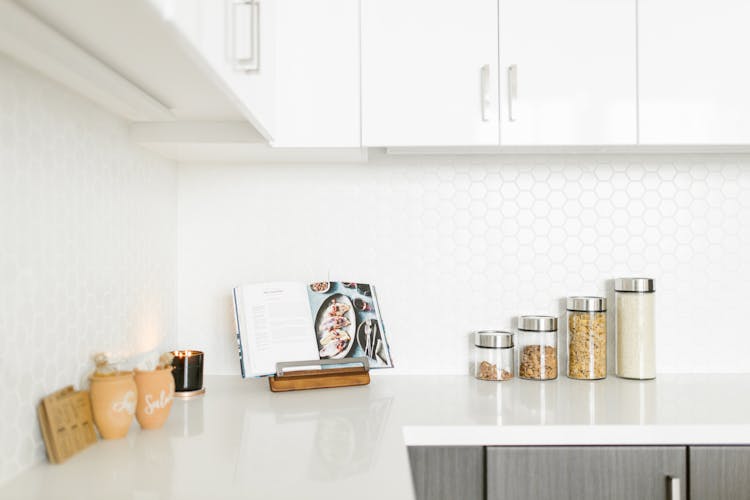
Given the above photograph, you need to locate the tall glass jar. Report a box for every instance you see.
[615,278,655,379]
[517,316,558,380]
[473,331,514,381]
[567,296,607,380]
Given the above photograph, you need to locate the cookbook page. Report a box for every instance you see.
[234,282,320,377]
[307,281,394,368]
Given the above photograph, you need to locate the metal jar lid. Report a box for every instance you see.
[474,330,513,349]
[614,277,655,293]
[518,315,558,332]
[567,296,607,312]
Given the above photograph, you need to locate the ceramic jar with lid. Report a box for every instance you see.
[473,330,514,381]
[615,277,656,380]
[517,316,558,380]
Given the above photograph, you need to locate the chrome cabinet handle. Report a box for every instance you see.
[668,476,680,500]
[507,64,518,122]
[228,0,259,72]
[480,64,491,122]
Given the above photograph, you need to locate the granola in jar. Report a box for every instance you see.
[519,345,558,380]
[517,316,558,381]
[566,297,607,380]
[473,331,514,381]
[477,361,514,381]
[567,311,606,379]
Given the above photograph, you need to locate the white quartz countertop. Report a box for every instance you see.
[3,374,750,499]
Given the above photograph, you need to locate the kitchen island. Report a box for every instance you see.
[2,374,750,499]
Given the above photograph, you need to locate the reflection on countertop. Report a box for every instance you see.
[467,375,658,426]
[2,374,750,499]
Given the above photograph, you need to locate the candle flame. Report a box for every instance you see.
[172,350,197,358]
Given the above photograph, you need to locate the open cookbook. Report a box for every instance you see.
[233,281,394,377]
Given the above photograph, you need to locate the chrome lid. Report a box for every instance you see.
[518,315,558,332]
[567,296,607,312]
[614,277,655,293]
[473,330,513,348]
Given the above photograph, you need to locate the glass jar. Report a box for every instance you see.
[517,316,558,380]
[615,278,656,379]
[473,330,514,381]
[566,297,607,380]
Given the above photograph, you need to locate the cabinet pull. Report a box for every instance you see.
[507,64,518,122]
[480,64,491,122]
[667,476,680,500]
[229,0,260,72]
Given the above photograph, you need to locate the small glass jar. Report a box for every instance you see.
[517,316,558,380]
[473,330,514,381]
[615,277,656,380]
[566,297,607,380]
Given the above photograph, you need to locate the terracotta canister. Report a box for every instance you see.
[134,367,175,430]
[89,371,137,439]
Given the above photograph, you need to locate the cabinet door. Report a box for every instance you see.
[165,0,276,138]
[498,0,636,145]
[487,446,686,500]
[690,446,750,500]
[407,446,484,500]
[639,0,750,144]
[273,0,360,147]
[361,0,499,147]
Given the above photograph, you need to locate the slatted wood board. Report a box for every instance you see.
[37,386,97,463]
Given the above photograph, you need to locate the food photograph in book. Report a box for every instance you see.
[308,281,394,368]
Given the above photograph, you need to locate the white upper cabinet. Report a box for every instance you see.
[167,0,360,147]
[639,0,750,144]
[273,0,360,147]
[361,0,500,147]
[163,0,277,140]
[10,0,360,150]
[361,0,636,147]
[13,0,750,151]
[499,0,637,145]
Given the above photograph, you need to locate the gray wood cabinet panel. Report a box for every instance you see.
[487,446,686,500]
[407,446,484,500]
[690,446,750,500]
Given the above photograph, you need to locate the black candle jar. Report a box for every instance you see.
[171,350,204,397]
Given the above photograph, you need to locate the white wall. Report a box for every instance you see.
[178,154,750,376]
[0,55,178,483]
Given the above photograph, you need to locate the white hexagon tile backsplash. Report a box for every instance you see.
[0,55,178,483]
[177,155,750,378]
